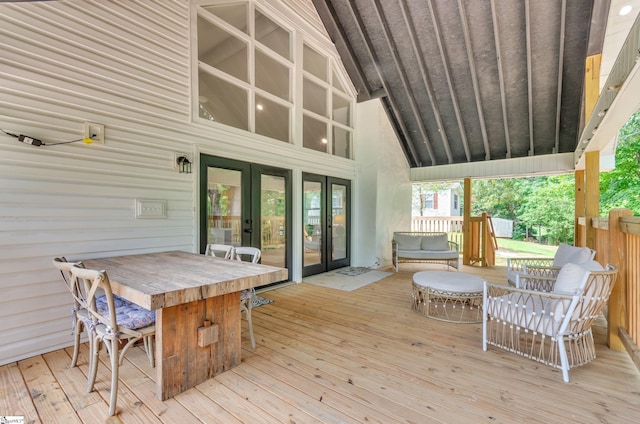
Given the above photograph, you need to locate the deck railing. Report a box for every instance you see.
[412,217,464,247]
[577,209,640,369]
[412,215,497,266]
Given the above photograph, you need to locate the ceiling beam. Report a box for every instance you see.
[399,0,454,164]
[490,0,512,159]
[525,0,534,155]
[555,0,567,154]
[427,0,471,162]
[370,0,438,165]
[344,0,421,165]
[457,0,491,160]
[410,153,576,182]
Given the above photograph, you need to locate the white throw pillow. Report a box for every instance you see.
[422,234,449,251]
[552,263,591,295]
[394,233,422,251]
[552,244,593,267]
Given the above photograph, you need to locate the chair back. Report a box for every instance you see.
[234,246,261,263]
[69,265,150,339]
[564,264,618,334]
[53,257,88,310]
[205,243,234,259]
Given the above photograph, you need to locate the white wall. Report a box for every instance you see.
[354,100,411,268]
[0,0,402,365]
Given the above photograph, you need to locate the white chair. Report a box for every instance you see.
[69,265,156,416]
[204,243,234,259]
[234,246,261,349]
[52,257,89,368]
[506,243,595,287]
[484,261,617,382]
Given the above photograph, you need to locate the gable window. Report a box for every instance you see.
[194,1,354,157]
[303,43,353,158]
[196,1,292,143]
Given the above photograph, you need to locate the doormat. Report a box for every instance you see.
[303,268,392,292]
[252,295,274,308]
[335,266,371,276]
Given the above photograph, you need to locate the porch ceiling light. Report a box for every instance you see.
[620,5,633,15]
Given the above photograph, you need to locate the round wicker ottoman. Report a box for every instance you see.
[412,271,485,323]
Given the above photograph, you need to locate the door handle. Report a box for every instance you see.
[244,228,253,233]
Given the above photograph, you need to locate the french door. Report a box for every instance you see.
[302,173,350,277]
[199,155,291,274]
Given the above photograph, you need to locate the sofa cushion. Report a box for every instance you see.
[552,263,592,295]
[552,244,594,267]
[96,294,156,330]
[397,250,458,260]
[422,233,449,251]
[394,233,422,251]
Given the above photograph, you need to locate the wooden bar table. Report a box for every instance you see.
[82,250,288,400]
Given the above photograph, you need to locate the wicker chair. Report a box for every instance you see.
[506,243,595,287]
[483,262,617,382]
[204,243,234,259]
[234,246,261,349]
[69,265,156,416]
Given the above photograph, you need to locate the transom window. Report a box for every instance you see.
[195,1,354,158]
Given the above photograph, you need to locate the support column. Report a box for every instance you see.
[585,152,600,251]
[608,208,632,351]
[575,170,585,246]
[463,178,471,266]
[584,54,601,123]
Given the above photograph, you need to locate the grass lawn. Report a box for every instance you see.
[494,238,558,266]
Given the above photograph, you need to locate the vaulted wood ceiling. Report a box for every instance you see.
[312,0,611,168]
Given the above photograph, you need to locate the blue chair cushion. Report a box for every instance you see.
[96,295,155,330]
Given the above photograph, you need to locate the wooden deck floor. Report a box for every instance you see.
[2,264,640,423]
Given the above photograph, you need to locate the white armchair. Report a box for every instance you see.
[506,243,595,287]
[484,261,617,382]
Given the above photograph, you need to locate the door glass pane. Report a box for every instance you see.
[255,94,290,143]
[303,181,322,266]
[199,70,248,130]
[197,16,248,82]
[332,184,347,260]
[255,50,290,100]
[303,44,327,81]
[207,167,242,248]
[261,175,286,268]
[332,93,351,125]
[202,4,248,34]
[255,9,290,60]
[303,77,327,116]
[303,115,327,153]
[332,127,351,159]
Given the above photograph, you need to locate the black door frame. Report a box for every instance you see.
[199,154,292,272]
[302,173,351,277]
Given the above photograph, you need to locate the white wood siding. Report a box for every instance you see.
[0,0,371,365]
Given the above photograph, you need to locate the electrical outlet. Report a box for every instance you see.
[84,122,105,144]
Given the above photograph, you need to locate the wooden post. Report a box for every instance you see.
[463,178,472,265]
[584,54,601,123]
[608,208,632,351]
[585,152,599,251]
[481,212,489,267]
[575,170,585,247]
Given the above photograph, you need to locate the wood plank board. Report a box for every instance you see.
[1,264,639,422]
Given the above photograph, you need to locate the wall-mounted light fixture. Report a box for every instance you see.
[176,155,192,174]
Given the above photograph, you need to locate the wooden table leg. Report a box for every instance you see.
[155,291,241,400]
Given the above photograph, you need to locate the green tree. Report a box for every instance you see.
[600,110,640,215]
[519,175,575,244]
